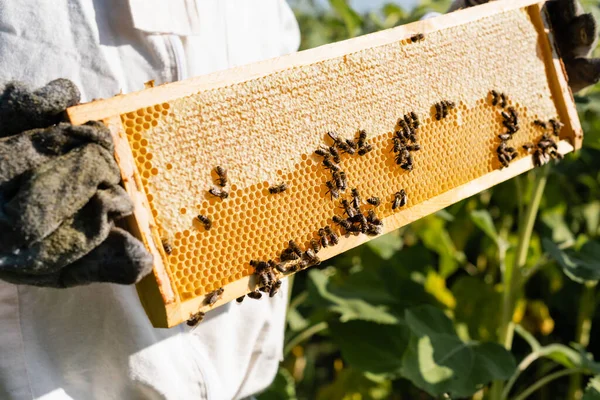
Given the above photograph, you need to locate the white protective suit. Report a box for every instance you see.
[0,1,300,399]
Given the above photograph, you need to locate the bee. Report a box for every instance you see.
[410,111,419,128]
[367,209,383,226]
[318,228,330,248]
[409,133,418,143]
[498,152,510,168]
[251,260,269,272]
[248,289,262,300]
[332,215,352,231]
[161,238,173,255]
[442,100,456,110]
[303,249,321,265]
[497,142,507,154]
[214,166,227,187]
[310,239,321,253]
[196,214,212,230]
[268,182,288,194]
[410,33,424,42]
[236,295,245,303]
[490,90,499,106]
[397,118,410,132]
[351,188,361,209]
[400,162,413,172]
[336,140,355,155]
[351,214,368,234]
[498,133,511,141]
[406,144,421,152]
[257,269,272,287]
[333,171,347,191]
[391,137,404,153]
[345,138,357,150]
[533,119,547,129]
[395,149,409,165]
[328,146,342,163]
[323,158,341,172]
[367,196,381,206]
[502,120,518,134]
[366,224,382,236]
[209,187,229,199]
[270,260,288,273]
[507,107,518,123]
[522,142,535,152]
[392,190,407,210]
[315,148,329,158]
[340,199,356,218]
[549,119,563,136]
[270,280,282,297]
[204,287,224,306]
[324,225,339,245]
[280,249,300,262]
[186,311,205,327]
[357,130,367,148]
[326,180,340,199]
[435,102,443,120]
[358,144,373,156]
[288,240,303,257]
[500,93,507,108]
[327,130,340,143]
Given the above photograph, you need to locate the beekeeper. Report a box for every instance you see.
[0,0,597,399]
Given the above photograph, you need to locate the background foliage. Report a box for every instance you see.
[259,0,600,398]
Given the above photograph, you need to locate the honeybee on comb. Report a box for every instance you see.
[209,187,229,199]
[332,215,352,231]
[326,180,340,200]
[196,214,212,230]
[248,290,262,300]
[318,228,330,248]
[392,189,407,210]
[357,130,367,148]
[533,120,547,129]
[323,158,341,172]
[351,188,361,209]
[332,171,347,192]
[186,311,205,327]
[268,182,288,194]
[214,166,227,187]
[288,240,303,257]
[549,119,563,136]
[410,33,424,42]
[310,239,321,253]
[161,238,173,255]
[270,280,282,297]
[324,225,339,245]
[367,196,381,206]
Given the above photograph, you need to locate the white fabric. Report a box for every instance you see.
[0,1,300,399]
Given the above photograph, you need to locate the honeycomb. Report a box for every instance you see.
[67,2,579,326]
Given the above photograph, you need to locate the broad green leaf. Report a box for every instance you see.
[452,276,503,341]
[257,367,297,400]
[401,305,516,398]
[308,269,398,324]
[317,368,392,400]
[287,307,309,332]
[583,376,600,400]
[470,210,508,250]
[329,0,363,37]
[424,270,456,309]
[582,202,600,236]
[329,319,410,376]
[541,206,576,245]
[414,216,465,277]
[544,238,600,283]
[366,230,403,260]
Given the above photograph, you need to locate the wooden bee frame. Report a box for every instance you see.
[67,0,581,327]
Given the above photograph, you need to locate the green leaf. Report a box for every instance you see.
[366,230,403,260]
[424,270,456,309]
[317,368,392,400]
[401,305,516,398]
[530,343,600,374]
[329,0,363,37]
[452,276,503,341]
[308,269,398,324]
[470,210,507,250]
[582,202,600,236]
[541,205,576,245]
[414,216,465,277]
[257,367,297,400]
[544,238,600,283]
[583,376,600,400]
[329,319,410,376]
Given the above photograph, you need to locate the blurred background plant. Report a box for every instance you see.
[258,0,600,399]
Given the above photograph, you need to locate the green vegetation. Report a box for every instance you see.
[259,1,600,398]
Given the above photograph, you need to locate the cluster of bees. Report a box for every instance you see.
[393,112,421,171]
[524,119,564,166]
[170,86,567,327]
[434,100,456,120]
[489,90,520,168]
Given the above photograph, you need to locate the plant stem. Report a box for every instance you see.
[512,368,586,400]
[284,321,328,356]
[567,282,597,400]
[500,164,550,350]
[491,164,551,400]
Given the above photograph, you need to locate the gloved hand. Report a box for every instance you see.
[0,79,153,288]
[448,0,600,92]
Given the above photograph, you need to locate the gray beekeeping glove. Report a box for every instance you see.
[0,79,153,288]
[448,0,600,92]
